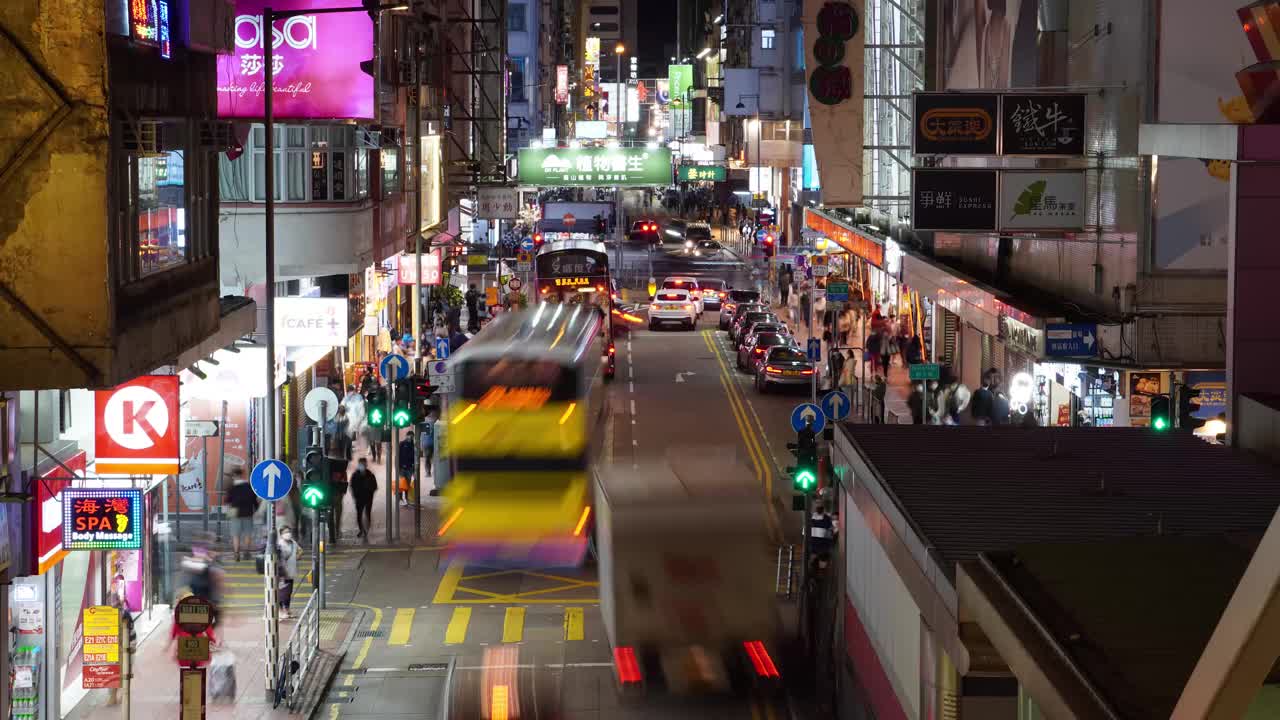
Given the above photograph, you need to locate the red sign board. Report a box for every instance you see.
[34,450,86,574]
[83,664,122,689]
[95,375,181,474]
[175,596,214,635]
[396,250,443,286]
[563,213,576,226]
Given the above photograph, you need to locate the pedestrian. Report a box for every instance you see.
[419,411,437,481]
[181,545,223,624]
[865,329,882,377]
[363,421,383,463]
[908,382,927,424]
[971,368,999,426]
[465,283,482,332]
[222,468,259,562]
[837,307,853,347]
[397,433,416,506]
[449,322,470,353]
[330,406,354,461]
[277,527,301,619]
[328,457,349,541]
[829,347,846,391]
[800,291,812,332]
[808,502,836,560]
[350,457,377,540]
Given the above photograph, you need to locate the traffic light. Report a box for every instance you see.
[412,375,434,423]
[533,232,544,248]
[786,424,819,494]
[392,378,413,428]
[595,215,607,236]
[1178,386,1204,433]
[762,234,775,257]
[365,386,388,427]
[1150,394,1172,432]
[302,444,329,509]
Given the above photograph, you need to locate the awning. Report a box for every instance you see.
[173,296,256,370]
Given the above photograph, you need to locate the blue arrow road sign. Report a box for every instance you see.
[250,459,293,502]
[381,353,411,382]
[807,338,822,362]
[434,337,451,360]
[1045,322,1098,358]
[791,403,826,434]
[821,390,851,422]
[520,237,535,251]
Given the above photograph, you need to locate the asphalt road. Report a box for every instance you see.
[316,248,809,720]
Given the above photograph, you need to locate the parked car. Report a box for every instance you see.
[737,331,796,372]
[719,290,762,330]
[755,346,816,393]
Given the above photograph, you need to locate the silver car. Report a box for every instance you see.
[755,346,816,393]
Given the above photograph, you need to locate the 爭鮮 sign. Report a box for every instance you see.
[517,147,674,186]
[82,605,121,689]
[912,169,998,232]
[63,489,143,550]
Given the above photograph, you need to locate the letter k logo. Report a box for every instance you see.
[123,401,160,441]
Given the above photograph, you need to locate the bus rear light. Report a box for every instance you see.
[573,505,591,536]
[743,641,780,679]
[613,647,642,685]
[436,507,464,536]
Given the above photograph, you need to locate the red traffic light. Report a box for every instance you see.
[764,235,775,245]
[533,233,544,246]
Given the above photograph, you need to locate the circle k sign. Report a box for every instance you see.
[95,375,181,475]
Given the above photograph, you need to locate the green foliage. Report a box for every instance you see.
[1011,180,1048,220]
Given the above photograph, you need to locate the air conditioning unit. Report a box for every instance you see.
[188,0,235,54]
[198,121,236,151]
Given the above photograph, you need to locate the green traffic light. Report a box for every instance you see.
[302,485,326,508]
[1152,416,1169,431]
[793,469,817,492]
[392,408,412,427]
[368,407,385,426]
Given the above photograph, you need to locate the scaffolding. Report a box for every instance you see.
[440,0,508,207]
[863,0,925,218]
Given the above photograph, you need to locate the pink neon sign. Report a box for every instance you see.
[216,0,375,120]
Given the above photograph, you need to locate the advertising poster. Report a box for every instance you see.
[668,64,693,108]
[216,0,376,120]
[184,395,250,511]
[1184,371,1227,421]
[1129,372,1161,426]
[938,0,1038,90]
[802,0,865,206]
[82,605,121,689]
[555,65,569,104]
[1153,0,1252,270]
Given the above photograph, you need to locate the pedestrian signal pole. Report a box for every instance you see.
[788,420,819,597]
[386,381,396,543]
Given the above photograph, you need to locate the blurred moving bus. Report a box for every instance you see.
[535,238,635,348]
[440,303,611,566]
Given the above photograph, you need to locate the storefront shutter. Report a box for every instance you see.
[940,308,959,369]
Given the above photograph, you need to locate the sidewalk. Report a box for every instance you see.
[769,297,914,423]
[64,601,358,720]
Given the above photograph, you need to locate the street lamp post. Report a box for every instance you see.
[614,43,625,276]
[261,1,406,696]
[736,94,761,255]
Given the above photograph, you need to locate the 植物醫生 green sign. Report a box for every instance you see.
[677,165,726,182]
[517,147,673,186]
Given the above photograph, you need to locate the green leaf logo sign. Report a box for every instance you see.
[1011,180,1047,221]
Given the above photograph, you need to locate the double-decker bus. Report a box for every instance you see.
[535,238,628,373]
[439,303,610,566]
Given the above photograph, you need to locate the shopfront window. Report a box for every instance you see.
[220,124,372,203]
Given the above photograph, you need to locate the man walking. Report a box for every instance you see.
[224,468,259,562]
[397,433,416,506]
[465,284,482,333]
[350,458,377,540]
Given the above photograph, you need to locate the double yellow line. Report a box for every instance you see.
[702,330,781,541]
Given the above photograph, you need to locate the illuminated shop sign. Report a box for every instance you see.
[130,0,160,46]
[63,489,144,551]
[158,1,171,59]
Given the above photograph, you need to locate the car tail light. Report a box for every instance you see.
[726,303,736,311]
[614,647,643,685]
[651,304,659,310]
[608,345,616,355]
[766,366,783,374]
[719,292,726,298]
[540,287,550,294]
[801,369,814,375]
[684,304,694,311]
[754,348,765,355]
[612,293,620,301]
[743,641,780,679]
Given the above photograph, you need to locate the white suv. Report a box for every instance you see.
[660,276,704,315]
[648,289,698,330]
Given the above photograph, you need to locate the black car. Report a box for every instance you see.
[719,289,762,329]
[726,302,767,339]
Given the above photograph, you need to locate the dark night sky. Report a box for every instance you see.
[636,0,677,78]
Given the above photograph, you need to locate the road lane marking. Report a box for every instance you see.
[388,608,415,646]
[564,607,584,641]
[433,563,465,603]
[502,607,526,643]
[444,607,472,644]
[630,399,636,415]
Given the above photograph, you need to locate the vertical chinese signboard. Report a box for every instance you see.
[82,606,121,689]
[555,65,569,104]
[802,0,865,206]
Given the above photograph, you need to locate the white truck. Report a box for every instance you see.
[593,453,785,695]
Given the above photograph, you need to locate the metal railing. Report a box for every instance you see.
[274,590,319,709]
[775,544,796,599]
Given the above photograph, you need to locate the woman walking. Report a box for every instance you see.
[277,527,301,619]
